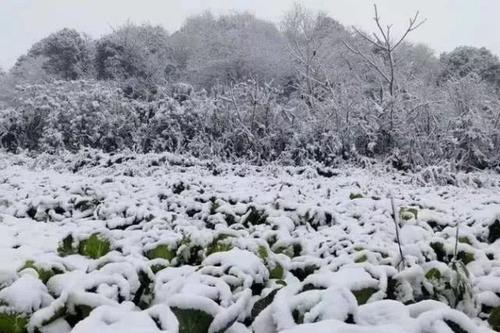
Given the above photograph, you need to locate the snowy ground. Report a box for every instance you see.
[1,151,500,333]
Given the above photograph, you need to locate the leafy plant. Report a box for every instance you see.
[78,233,111,259]
[57,234,77,256]
[269,263,284,280]
[488,220,500,244]
[0,312,28,333]
[349,193,364,200]
[206,234,234,256]
[145,244,176,261]
[19,260,62,283]
[352,287,377,305]
[250,289,280,322]
[242,206,267,226]
[171,308,213,333]
[177,237,204,265]
[449,260,473,308]
[488,307,500,331]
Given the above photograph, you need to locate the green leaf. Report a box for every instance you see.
[458,236,472,245]
[58,234,77,257]
[352,287,377,305]
[257,245,268,259]
[457,251,475,265]
[0,312,28,333]
[171,308,213,333]
[209,199,220,215]
[78,233,111,259]
[488,307,500,331]
[349,193,363,200]
[425,268,442,281]
[243,206,267,226]
[488,220,500,244]
[269,263,284,280]
[250,289,280,322]
[145,244,176,261]
[20,260,60,284]
[430,241,447,262]
[206,234,234,256]
[355,254,368,263]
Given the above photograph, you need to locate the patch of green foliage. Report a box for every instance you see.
[269,263,284,280]
[352,287,377,305]
[251,289,280,321]
[488,220,500,244]
[430,241,447,262]
[58,234,77,256]
[206,235,233,256]
[273,242,302,258]
[488,307,500,332]
[171,308,213,333]
[0,313,28,333]
[20,260,62,283]
[449,260,472,308]
[58,233,112,259]
[78,233,111,259]
[292,309,304,324]
[457,251,475,265]
[145,244,176,261]
[355,254,368,263]
[243,206,267,226]
[257,245,268,259]
[425,268,442,281]
[178,237,204,266]
[276,280,287,286]
[209,198,220,215]
[290,265,318,281]
[349,193,364,200]
[458,236,472,245]
[65,305,93,327]
[133,270,153,309]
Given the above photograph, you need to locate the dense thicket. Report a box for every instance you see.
[1,7,499,170]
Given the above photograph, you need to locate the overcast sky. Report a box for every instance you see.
[1,0,499,70]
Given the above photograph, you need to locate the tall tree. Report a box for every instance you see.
[95,23,174,83]
[26,28,93,80]
[439,46,500,89]
[343,5,426,154]
[171,12,293,88]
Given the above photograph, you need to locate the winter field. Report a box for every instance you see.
[0,151,499,333]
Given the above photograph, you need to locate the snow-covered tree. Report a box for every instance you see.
[95,23,174,83]
[171,12,293,89]
[439,46,500,90]
[23,28,94,80]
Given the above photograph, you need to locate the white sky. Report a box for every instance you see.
[1,0,499,70]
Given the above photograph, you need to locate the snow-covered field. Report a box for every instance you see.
[1,151,500,333]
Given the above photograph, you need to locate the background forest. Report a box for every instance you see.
[1,5,499,171]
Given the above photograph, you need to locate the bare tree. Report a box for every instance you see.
[344,5,426,132]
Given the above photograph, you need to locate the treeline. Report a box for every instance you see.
[0,5,499,170]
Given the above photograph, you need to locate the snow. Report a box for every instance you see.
[0,151,499,332]
[72,303,167,333]
[0,274,53,313]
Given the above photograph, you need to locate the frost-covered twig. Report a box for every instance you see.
[390,193,406,270]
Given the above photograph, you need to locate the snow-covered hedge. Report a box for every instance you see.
[1,79,499,170]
